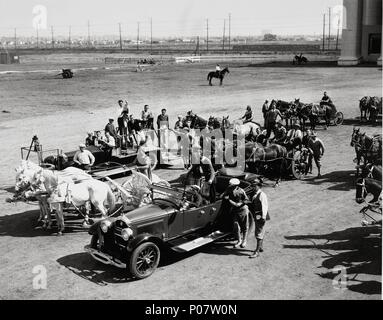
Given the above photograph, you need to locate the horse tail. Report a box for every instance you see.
[105,186,116,214]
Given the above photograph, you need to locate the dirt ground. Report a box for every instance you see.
[0,53,381,300]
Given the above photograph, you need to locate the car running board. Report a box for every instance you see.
[171,230,231,253]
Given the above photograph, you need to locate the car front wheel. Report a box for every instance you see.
[129,242,160,279]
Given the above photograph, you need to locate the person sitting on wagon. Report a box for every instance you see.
[223,178,250,249]
[174,115,185,130]
[100,131,116,161]
[141,105,154,129]
[105,118,120,148]
[186,144,216,203]
[270,121,287,145]
[85,131,95,147]
[285,122,303,149]
[241,105,254,124]
[320,91,336,112]
[73,144,95,171]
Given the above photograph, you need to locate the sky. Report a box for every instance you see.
[0,0,343,38]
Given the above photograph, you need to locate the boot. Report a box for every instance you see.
[249,239,263,258]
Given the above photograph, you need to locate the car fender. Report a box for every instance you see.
[126,233,164,253]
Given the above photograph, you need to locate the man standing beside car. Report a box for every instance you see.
[223,178,250,249]
[249,180,269,258]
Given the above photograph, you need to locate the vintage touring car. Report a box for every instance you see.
[84,175,255,279]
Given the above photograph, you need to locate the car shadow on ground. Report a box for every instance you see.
[283,225,382,296]
[304,170,355,191]
[57,248,202,285]
[0,209,92,237]
[342,118,382,128]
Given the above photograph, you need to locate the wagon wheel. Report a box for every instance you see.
[291,149,307,180]
[334,112,344,126]
[121,171,152,207]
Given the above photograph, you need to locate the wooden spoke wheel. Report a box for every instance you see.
[129,242,160,279]
[291,149,308,180]
[334,112,344,126]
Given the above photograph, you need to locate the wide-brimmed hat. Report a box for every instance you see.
[229,178,240,186]
[79,143,86,148]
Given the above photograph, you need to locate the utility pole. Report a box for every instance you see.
[36,28,39,48]
[68,26,71,48]
[51,26,54,49]
[87,20,91,47]
[222,19,226,52]
[228,13,231,50]
[150,18,153,54]
[328,7,331,50]
[137,22,140,51]
[14,28,17,50]
[119,23,123,51]
[335,17,340,50]
[322,13,325,51]
[206,19,209,52]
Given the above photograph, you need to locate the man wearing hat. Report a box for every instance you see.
[270,121,287,145]
[186,144,216,202]
[73,144,95,171]
[285,121,303,149]
[85,131,95,147]
[307,131,325,178]
[249,180,269,258]
[223,178,250,248]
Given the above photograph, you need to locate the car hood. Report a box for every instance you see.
[122,203,169,223]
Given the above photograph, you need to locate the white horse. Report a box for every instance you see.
[31,168,115,235]
[232,120,262,138]
[15,160,93,229]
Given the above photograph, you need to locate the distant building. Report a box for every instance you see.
[339,0,382,65]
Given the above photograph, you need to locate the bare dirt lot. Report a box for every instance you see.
[0,53,381,299]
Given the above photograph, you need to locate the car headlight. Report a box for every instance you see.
[100,219,112,233]
[121,228,133,240]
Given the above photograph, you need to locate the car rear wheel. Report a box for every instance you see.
[129,242,160,279]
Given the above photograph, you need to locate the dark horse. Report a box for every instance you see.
[186,111,208,129]
[359,96,382,123]
[207,67,230,86]
[271,99,296,128]
[295,99,332,130]
[208,116,231,130]
[355,177,382,204]
[357,163,382,182]
[245,142,288,186]
[293,54,308,65]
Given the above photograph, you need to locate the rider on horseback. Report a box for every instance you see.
[215,64,221,77]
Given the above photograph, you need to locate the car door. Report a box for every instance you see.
[183,202,220,233]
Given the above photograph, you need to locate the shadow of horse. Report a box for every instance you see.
[283,226,382,296]
[304,170,356,191]
[0,209,91,238]
[342,118,382,128]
